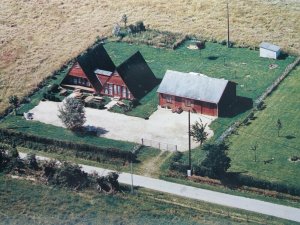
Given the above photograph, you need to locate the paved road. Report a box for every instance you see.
[19,153,300,223]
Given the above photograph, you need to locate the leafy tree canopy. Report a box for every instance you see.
[201,142,231,176]
[58,97,86,131]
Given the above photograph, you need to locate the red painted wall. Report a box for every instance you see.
[101,72,133,100]
[64,63,136,100]
[68,63,86,78]
[159,94,218,116]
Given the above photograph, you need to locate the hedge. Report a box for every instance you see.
[0,128,136,163]
[169,161,300,196]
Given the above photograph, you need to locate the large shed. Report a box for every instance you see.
[157,70,237,117]
[259,42,281,59]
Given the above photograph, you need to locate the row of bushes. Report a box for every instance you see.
[0,144,120,193]
[43,93,61,102]
[84,101,105,110]
[168,160,300,196]
[0,128,136,163]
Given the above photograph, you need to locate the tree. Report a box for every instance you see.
[121,14,128,27]
[58,97,86,131]
[201,143,231,177]
[250,143,258,162]
[26,152,38,170]
[8,95,19,115]
[96,172,120,194]
[112,23,121,37]
[190,118,208,146]
[50,161,89,190]
[276,119,282,137]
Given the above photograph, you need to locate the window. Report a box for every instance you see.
[127,89,131,99]
[108,84,113,95]
[73,78,78,85]
[185,99,192,107]
[104,85,109,94]
[122,87,127,98]
[117,85,121,95]
[165,95,173,103]
[113,85,117,95]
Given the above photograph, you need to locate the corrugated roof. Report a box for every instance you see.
[259,42,280,52]
[157,70,229,104]
[117,51,158,99]
[94,69,113,76]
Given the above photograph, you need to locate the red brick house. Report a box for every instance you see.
[61,45,157,100]
[157,70,237,117]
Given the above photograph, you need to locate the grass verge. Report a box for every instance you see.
[0,173,297,225]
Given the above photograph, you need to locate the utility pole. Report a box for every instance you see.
[188,110,192,176]
[130,149,136,194]
[227,0,230,48]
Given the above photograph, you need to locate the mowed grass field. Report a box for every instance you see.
[0,174,296,225]
[228,66,300,187]
[0,0,299,112]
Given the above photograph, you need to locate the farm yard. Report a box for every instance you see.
[0,40,295,149]
[105,40,295,138]
[0,39,296,146]
[227,66,300,188]
[27,100,215,151]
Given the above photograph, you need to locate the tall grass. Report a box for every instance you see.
[0,0,299,112]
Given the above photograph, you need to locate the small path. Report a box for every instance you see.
[139,151,172,178]
[104,100,118,109]
[18,152,300,223]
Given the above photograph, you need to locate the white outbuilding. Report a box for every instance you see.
[259,42,281,59]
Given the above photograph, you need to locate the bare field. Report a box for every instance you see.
[0,0,299,111]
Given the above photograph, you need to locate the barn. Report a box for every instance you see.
[157,70,237,117]
[259,42,281,59]
[61,45,157,100]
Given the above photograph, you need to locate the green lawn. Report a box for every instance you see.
[105,40,295,137]
[0,116,136,152]
[227,66,300,187]
[0,174,296,225]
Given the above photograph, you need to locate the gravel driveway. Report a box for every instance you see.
[29,100,215,151]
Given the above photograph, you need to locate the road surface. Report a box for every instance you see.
[19,153,300,223]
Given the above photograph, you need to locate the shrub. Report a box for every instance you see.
[49,84,60,93]
[26,152,39,170]
[135,21,146,32]
[48,161,89,190]
[196,41,206,49]
[0,128,135,164]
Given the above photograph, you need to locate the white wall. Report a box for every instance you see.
[260,48,279,59]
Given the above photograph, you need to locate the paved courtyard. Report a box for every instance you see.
[29,100,216,151]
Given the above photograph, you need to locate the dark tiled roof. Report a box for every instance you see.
[77,45,116,92]
[117,51,158,99]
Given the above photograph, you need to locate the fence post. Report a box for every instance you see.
[141,138,143,145]
[175,145,177,152]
